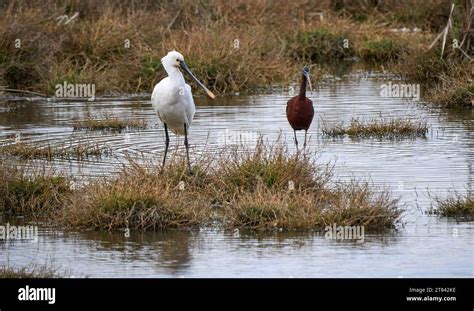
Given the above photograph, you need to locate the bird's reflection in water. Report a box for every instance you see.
[76,229,194,274]
[153,231,193,275]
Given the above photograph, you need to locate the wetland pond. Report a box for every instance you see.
[0,73,473,277]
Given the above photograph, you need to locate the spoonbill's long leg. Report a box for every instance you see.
[162,123,170,169]
[184,124,192,174]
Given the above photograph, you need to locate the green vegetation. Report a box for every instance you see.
[57,160,211,230]
[358,38,406,62]
[225,181,400,231]
[288,28,353,63]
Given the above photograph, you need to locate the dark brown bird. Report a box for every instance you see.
[286,67,314,149]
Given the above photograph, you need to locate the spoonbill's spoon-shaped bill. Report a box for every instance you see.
[179,60,215,99]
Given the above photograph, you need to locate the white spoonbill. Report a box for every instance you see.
[151,50,215,174]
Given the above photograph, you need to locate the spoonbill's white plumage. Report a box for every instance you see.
[151,50,215,173]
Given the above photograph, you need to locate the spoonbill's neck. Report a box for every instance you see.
[164,64,185,84]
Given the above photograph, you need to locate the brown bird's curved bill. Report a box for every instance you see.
[303,70,313,92]
[179,61,216,99]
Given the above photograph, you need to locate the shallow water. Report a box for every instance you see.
[1,73,473,277]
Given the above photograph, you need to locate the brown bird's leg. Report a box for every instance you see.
[304,130,308,150]
[184,123,192,175]
[162,123,170,170]
[293,130,299,151]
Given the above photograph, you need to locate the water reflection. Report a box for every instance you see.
[70,230,194,275]
[153,231,193,274]
[0,100,48,129]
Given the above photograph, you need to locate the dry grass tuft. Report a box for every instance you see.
[225,179,400,231]
[0,163,71,217]
[58,140,401,232]
[214,141,326,193]
[430,192,474,219]
[0,141,111,159]
[1,140,402,232]
[56,159,211,230]
[73,117,147,132]
[0,264,63,278]
[322,117,429,138]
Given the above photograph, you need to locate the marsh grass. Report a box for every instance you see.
[55,140,402,232]
[429,192,474,219]
[358,37,407,62]
[428,74,473,108]
[397,45,472,108]
[0,1,467,107]
[214,141,327,193]
[57,159,212,230]
[321,117,429,139]
[0,163,71,217]
[0,141,111,159]
[288,28,353,63]
[0,138,402,231]
[0,0,452,96]
[0,264,64,278]
[73,116,147,132]
[224,181,400,231]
